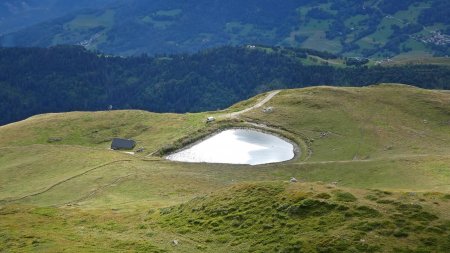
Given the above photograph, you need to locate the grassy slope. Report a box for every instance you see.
[249,84,450,159]
[0,110,206,149]
[1,84,450,252]
[157,182,450,252]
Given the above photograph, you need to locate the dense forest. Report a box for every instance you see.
[1,45,450,125]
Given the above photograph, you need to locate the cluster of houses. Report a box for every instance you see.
[413,31,450,47]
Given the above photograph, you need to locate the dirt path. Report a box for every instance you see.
[220,90,280,119]
[64,173,135,206]
[288,153,450,166]
[0,159,132,204]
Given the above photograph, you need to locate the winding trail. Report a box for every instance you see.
[288,154,450,166]
[0,159,132,204]
[220,90,280,119]
[64,173,135,206]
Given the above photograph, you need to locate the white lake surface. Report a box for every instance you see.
[166,129,295,165]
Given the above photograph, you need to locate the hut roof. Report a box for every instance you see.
[111,138,136,150]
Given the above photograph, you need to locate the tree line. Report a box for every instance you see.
[0,45,449,125]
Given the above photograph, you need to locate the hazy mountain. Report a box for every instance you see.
[0,0,118,34]
[1,0,449,57]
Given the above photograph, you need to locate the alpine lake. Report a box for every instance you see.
[166,129,295,165]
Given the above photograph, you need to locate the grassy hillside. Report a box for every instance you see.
[242,84,450,161]
[157,182,450,252]
[1,84,450,252]
[2,182,450,252]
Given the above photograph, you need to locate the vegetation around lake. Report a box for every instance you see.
[1,84,450,252]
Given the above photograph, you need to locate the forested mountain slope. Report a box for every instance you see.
[1,45,450,126]
[1,0,449,57]
[0,0,117,34]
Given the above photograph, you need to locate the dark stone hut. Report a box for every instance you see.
[111,138,136,150]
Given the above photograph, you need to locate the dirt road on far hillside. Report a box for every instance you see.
[219,90,280,119]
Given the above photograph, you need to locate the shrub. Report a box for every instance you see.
[334,192,357,202]
[354,206,381,218]
[30,207,57,217]
[410,211,438,222]
[315,193,332,199]
[287,199,337,216]
[393,228,409,238]
[376,199,396,204]
[365,195,378,201]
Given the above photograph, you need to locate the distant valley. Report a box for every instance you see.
[1,0,449,57]
[0,0,117,34]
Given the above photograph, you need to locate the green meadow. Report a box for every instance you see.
[1,84,450,252]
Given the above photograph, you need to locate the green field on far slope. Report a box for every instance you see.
[0,84,449,252]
